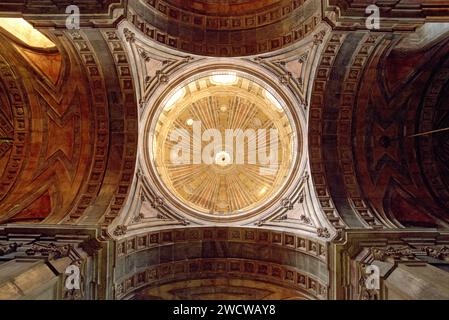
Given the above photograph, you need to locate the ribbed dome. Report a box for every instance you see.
[152,73,295,216]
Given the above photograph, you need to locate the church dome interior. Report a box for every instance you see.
[147,71,298,221]
[0,0,449,304]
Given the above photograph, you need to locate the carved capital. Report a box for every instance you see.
[123,28,135,43]
[317,228,331,239]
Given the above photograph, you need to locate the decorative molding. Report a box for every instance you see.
[0,242,20,256]
[62,30,111,224]
[0,53,29,205]
[308,31,386,232]
[281,198,294,210]
[25,242,72,259]
[331,230,449,299]
[114,225,128,236]
[309,32,348,232]
[326,0,449,31]
[313,30,326,45]
[123,28,136,43]
[100,29,139,225]
[317,228,331,239]
[0,1,125,27]
[132,212,145,224]
[371,246,416,262]
[253,173,325,234]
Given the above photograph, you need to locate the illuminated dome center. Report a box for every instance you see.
[151,72,296,217]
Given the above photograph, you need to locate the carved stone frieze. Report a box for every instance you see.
[422,246,449,261]
[371,246,416,263]
[114,225,128,236]
[25,243,72,259]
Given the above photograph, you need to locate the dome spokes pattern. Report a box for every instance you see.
[152,74,295,216]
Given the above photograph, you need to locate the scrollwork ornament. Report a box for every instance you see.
[423,246,449,261]
[25,243,71,259]
[371,246,416,262]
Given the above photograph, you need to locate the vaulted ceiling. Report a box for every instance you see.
[309,29,449,230]
[0,0,447,232]
[127,0,322,56]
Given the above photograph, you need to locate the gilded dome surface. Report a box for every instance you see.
[150,73,297,217]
